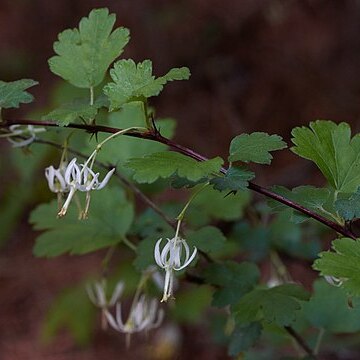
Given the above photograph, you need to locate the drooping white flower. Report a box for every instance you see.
[105,294,164,343]
[86,279,125,308]
[86,279,125,330]
[58,158,115,218]
[324,275,343,287]
[45,165,69,194]
[6,124,45,147]
[145,265,179,293]
[154,223,197,302]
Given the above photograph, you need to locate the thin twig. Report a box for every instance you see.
[285,326,317,359]
[3,119,357,240]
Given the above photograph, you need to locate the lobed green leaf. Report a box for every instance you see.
[313,237,360,296]
[335,187,360,221]
[210,166,255,192]
[125,151,223,184]
[228,322,262,356]
[229,132,287,164]
[103,59,190,110]
[41,286,95,345]
[302,279,360,333]
[233,284,309,326]
[41,98,105,126]
[0,79,38,109]
[49,8,130,88]
[31,187,134,257]
[269,185,335,222]
[291,120,360,193]
[204,261,260,307]
[186,226,226,255]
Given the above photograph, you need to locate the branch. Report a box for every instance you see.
[285,326,317,359]
[3,118,356,240]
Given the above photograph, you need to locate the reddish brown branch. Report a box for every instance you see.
[2,118,356,240]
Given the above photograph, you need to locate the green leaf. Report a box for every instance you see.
[204,261,260,307]
[228,322,262,356]
[103,59,190,110]
[187,226,226,255]
[125,151,223,184]
[232,222,270,262]
[31,187,134,257]
[42,285,95,345]
[42,98,104,126]
[302,279,360,333]
[291,120,360,193]
[313,237,360,296]
[131,208,173,239]
[0,79,38,108]
[233,284,309,326]
[170,175,207,189]
[269,185,335,223]
[171,286,213,324]
[189,186,251,223]
[133,237,158,272]
[270,211,322,260]
[229,132,287,164]
[335,187,360,221]
[132,209,173,271]
[49,8,130,88]
[210,166,255,192]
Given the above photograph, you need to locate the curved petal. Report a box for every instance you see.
[104,309,121,331]
[8,134,35,148]
[45,166,56,192]
[115,302,125,329]
[152,308,164,329]
[161,239,172,265]
[96,168,115,190]
[109,281,125,306]
[182,239,190,263]
[54,170,68,192]
[86,284,98,305]
[174,246,197,271]
[64,158,78,184]
[95,282,106,307]
[154,238,165,267]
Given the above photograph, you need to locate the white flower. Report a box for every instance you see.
[86,279,125,308]
[6,124,45,147]
[86,279,125,330]
[324,275,343,287]
[154,232,197,302]
[146,265,179,293]
[45,165,69,193]
[58,158,115,218]
[105,294,164,340]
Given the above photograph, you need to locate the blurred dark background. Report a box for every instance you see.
[1,0,360,359]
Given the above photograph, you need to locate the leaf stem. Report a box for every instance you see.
[314,327,325,355]
[122,236,137,252]
[176,182,209,221]
[90,86,94,106]
[4,118,357,240]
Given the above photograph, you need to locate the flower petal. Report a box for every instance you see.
[96,168,115,190]
[154,238,165,267]
[109,281,125,306]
